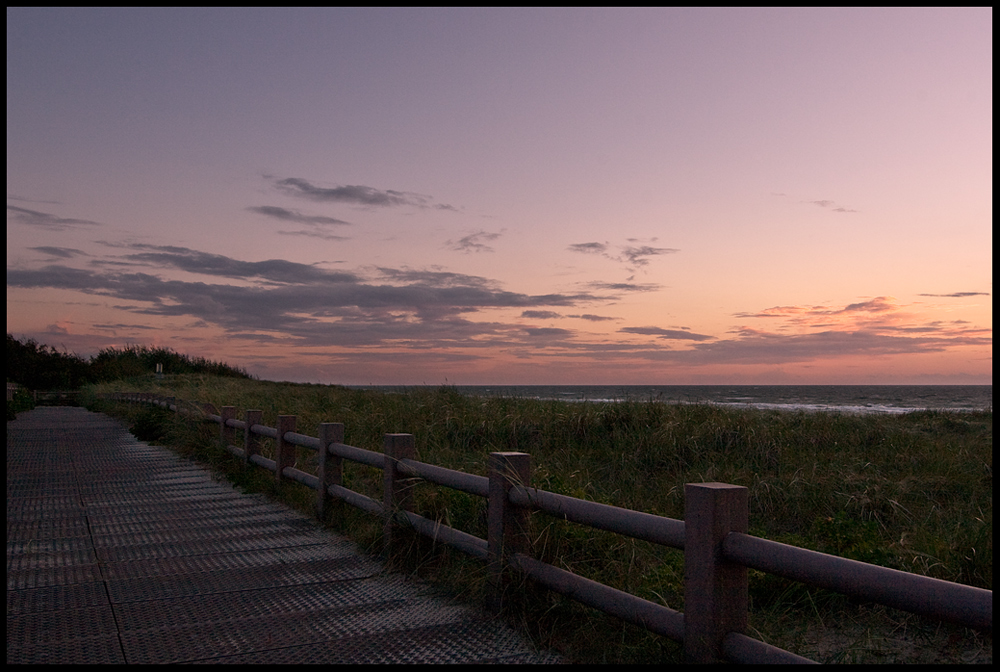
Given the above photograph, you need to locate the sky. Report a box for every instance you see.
[6,7,992,385]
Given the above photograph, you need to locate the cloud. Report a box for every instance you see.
[671,327,990,365]
[248,205,352,226]
[7,205,102,230]
[248,205,352,240]
[619,326,714,341]
[6,246,604,349]
[10,239,987,373]
[376,267,498,289]
[583,281,662,293]
[568,239,679,272]
[500,318,990,367]
[734,297,898,320]
[273,177,458,211]
[115,244,361,285]
[620,245,680,267]
[705,296,991,364]
[275,229,350,241]
[569,314,619,322]
[92,322,159,331]
[446,230,502,253]
[568,242,608,254]
[524,327,574,339]
[806,199,858,213]
[841,297,896,313]
[30,246,88,259]
[918,292,990,298]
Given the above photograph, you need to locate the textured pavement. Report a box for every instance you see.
[7,406,562,664]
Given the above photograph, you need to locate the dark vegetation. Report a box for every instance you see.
[6,333,253,393]
[6,385,36,421]
[82,376,992,664]
[6,334,91,390]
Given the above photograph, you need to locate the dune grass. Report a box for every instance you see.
[82,376,992,663]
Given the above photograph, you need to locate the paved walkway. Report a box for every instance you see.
[7,406,562,664]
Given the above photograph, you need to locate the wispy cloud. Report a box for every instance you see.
[619,326,714,341]
[918,291,990,298]
[620,244,679,267]
[497,307,989,366]
[734,296,897,320]
[805,199,858,213]
[518,310,622,322]
[273,177,458,211]
[716,296,991,363]
[7,205,102,231]
[446,230,502,253]
[524,327,574,339]
[248,205,352,240]
[30,246,89,259]
[375,267,498,289]
[248,205,352,227]
[569,314,619,322]
[568,239,679,272]
[668,326,990,365]
[583,281,662,293]
[567,242,608,254]
[92,322,159,331]
[112,244,360,285]
[275,229,350,241]
[841,297,896,313]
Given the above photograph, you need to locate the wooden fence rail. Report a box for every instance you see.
[104,392,991,664]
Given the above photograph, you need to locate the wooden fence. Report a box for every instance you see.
[105,392,991,664]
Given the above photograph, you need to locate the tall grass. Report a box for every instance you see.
[83,376,992,663]
[88,344,254,381]
[7,334,255,391]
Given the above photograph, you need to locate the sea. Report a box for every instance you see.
[350,385,992,415]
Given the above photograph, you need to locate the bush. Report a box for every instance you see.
[6,334,91,390]
[6,385,35,420]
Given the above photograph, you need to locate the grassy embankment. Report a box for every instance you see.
[82,376,992,664]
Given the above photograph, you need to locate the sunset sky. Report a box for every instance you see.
[7,8,992,385]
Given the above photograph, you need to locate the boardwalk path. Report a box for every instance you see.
[7,407,562,664]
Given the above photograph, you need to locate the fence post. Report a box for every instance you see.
[220,406,236,448]
[275,415,296,483]
[487,452,531,614]
[684,482,749,663]
[382,433,415,557]
[244,410,262,465]
[317,422,344,519]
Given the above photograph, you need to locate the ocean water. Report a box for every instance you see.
[354,385,992,414]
